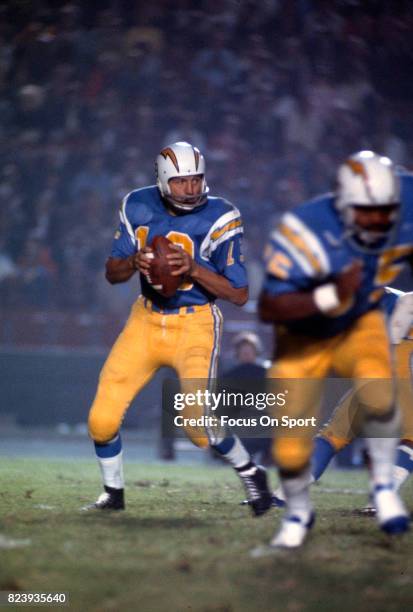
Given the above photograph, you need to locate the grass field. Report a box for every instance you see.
[1,458,412,612]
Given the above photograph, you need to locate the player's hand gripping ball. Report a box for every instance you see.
[146,236,184,298]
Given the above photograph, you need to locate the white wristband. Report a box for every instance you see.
[313,283,340,313]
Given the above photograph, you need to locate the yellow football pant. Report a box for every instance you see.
[321,338,413,451]
[88,297,223,448]
[269,309,394,471]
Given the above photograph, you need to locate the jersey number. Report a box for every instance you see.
[135,227,195,291]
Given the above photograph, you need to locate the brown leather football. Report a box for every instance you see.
[146,235,184,298]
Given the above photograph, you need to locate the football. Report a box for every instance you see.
[146,235,184,298]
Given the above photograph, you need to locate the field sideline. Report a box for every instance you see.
[1,458,412,611]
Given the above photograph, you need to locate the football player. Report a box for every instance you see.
[270,287,413,510]
[254,151,413,551]
[85,141,272,515]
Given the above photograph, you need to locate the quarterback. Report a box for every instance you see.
[256,151,413,550]
[85,141,272,515]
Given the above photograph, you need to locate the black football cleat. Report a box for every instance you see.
[352,492,376,517]
[353,504,377,517]
[82,485,125,511]
[237,464,273,517]
[241,492,286,508]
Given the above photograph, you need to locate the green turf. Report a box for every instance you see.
[0,459,412,612]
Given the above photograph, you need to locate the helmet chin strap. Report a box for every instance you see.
[343,206,398,247]
[164,181,209,211]
[355,228,390,245]
[165,193,208,211]
[342,226,389,251]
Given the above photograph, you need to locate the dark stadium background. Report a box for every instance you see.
[1,0,412,461]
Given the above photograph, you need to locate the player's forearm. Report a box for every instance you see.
[190,263,248,306]
[258,290,320,322]
[105,257,137,284]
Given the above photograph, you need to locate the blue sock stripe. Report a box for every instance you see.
[396,447,413,472]
[311,436,336,481]
[375,483,393,493]
[95,435,122,459]
[212,435,236,455]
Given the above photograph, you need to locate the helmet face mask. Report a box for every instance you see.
[350,204,399,246]
[155,142,209,211]
[335,151,400,248]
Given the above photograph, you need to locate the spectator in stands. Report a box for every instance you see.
[1,0,413,327]
[223,332,272,465]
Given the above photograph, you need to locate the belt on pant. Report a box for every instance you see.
[141,296,211,315]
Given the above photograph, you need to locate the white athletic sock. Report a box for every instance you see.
[364,410,401,487]
[213,435,251,469]
[280,467,313,522]
[275,473,314,502]
[98,451,124,489]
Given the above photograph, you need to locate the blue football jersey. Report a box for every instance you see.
[110,186,247,308]
[262,173,413,338]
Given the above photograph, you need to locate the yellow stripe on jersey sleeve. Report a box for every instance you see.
[278,222,323,275]
[211,219,242,242]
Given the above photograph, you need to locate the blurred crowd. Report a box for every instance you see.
[1,0,413,316]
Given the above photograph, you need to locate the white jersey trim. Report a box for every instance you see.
[200,207,242,260]
[283,212,331,275]
[207,226,244,256]
[119,192,136,245]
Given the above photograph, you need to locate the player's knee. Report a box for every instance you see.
[190,435,210,449]
[272,438,312,472]
[356,380,394,417]
[88,411,120,444]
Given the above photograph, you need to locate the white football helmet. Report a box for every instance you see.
[335,150,400,245]
[155,141,209,211]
